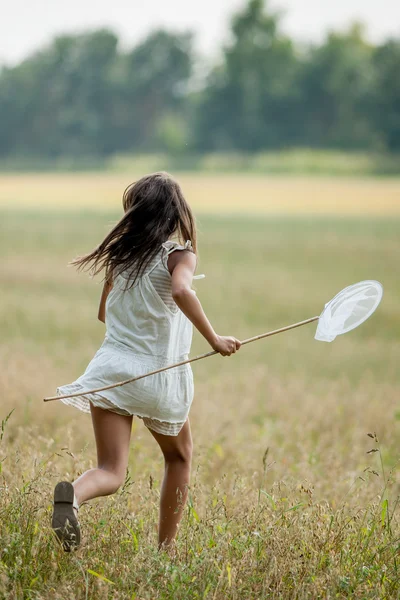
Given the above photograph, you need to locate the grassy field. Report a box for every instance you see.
[2,149,400,177]
[1,172,400,215]
[0,174,400,598]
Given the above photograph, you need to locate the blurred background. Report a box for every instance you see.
[0,0,399,174]
[1,1,400,598]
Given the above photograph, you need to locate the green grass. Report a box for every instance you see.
[110,150,400,177]
[1,149,400,176]
[0,209,399,598]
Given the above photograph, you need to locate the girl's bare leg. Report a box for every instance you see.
[149,419,193,548]
[73,404,133,505]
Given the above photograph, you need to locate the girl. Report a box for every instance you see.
[52,172,241,551]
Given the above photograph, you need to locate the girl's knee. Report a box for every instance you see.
[163,441,192,465]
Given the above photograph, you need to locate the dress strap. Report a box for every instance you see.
[146,241,190,276]
[162,240,193,256]
[160,240,205,280]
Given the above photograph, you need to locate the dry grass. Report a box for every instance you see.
[1,172,400,215]
[0,195,399,598]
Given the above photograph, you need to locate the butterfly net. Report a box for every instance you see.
[315,281,383,343]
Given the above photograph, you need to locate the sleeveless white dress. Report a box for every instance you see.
[56,241,201,436]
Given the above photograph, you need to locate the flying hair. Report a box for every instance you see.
[71,172,197,287]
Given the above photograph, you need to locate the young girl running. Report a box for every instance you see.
[52,172,241,551]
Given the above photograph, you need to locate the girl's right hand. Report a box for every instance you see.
[212,335,242,356]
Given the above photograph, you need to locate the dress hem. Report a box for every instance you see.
[56,384,188,436]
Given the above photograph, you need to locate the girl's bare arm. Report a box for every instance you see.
[98,280,113,323]
[169,251,241,356]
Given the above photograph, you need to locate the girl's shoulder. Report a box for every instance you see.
[162,240,205,281]
[161,240,195,273]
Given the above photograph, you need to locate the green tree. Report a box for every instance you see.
[0,29,194,158]
[0,30,119,157]
[301,24,378,149]
[114,30,194,152]
[371,40,400,150]
[195,0,302,151]
[0,4,399,160]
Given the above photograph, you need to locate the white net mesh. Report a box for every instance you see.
[315,281,383,343]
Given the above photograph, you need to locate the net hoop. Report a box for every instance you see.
[316,280,383,342]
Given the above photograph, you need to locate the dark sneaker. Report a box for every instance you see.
[52,481,81,552]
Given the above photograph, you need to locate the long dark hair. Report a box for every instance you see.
[71,172,197,286]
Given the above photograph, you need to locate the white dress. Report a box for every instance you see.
[57,241,201,436]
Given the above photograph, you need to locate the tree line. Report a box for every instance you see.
[0,0,399,160]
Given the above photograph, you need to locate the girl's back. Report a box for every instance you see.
[106,241,194,362]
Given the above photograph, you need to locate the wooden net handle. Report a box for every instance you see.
[43,316,319,402]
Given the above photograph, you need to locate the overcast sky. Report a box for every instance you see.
[1,0,399,65]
